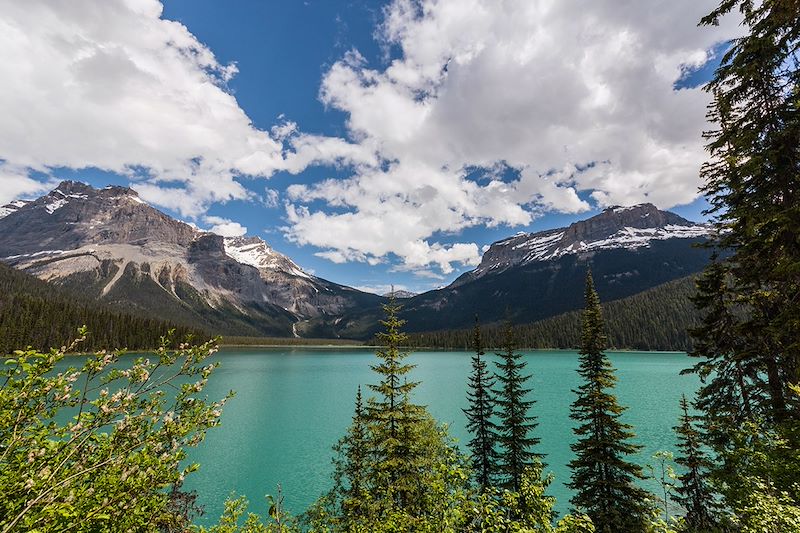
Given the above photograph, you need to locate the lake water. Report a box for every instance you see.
[171,348,700,524]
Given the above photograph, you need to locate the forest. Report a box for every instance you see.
[0,262,206,354]
[405,276,700,352]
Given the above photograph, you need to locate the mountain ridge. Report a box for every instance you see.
[1,181,716,339]
[0,181,382,337]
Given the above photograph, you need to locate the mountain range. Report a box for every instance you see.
[0,181,717,341]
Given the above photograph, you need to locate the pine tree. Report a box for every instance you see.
[567,270,652,532]
[365,295,424,510]
[673,394,719,531]
[462,316,498,491]
[329,386,370,524]
[690,0,800,433]
[493,321,542,493]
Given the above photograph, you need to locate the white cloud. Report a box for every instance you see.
[0,163,59,205]
[0,0,744,275]
[262,188,280,208]
[204,215,247,237]
[0,0,367,217]
[352,283,412,296]
[283,0,743,273]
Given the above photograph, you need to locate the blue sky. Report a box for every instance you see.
[0,1,740,294]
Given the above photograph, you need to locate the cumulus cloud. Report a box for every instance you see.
[0,163,59,205]
[204,215,247,237]
[0,0,367,217]
[283,0,743,273]
[1,0,744,275]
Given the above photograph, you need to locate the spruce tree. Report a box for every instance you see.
[463,316,498,491]
[568,270,652,532]
[329,386,370,524]
[690,0,800,433]
[365,295,424,510]
[687,1,800,518]
[673,394,719,531]
[493,321,541,493]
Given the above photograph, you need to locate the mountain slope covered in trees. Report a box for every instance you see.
[0,262,206,353]
[406,276,700,351]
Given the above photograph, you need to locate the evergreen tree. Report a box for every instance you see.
[329,386,370,524]
[673,394,719,532]
[493,322,542,493]
[687,0,800,520]
[463,316,498,491]
[690,0,800,434]
[567,270,652,532]
[365,295,424,511]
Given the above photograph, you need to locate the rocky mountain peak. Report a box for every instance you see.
[223,235,311,279]
[0,181,197,256]
[561,203,692,244]
[464,203,714,283]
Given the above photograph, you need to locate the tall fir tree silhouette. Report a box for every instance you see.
[673,394,719,531]
[463,316,498,490]
[493,321,542,492]
[568,270,652,532]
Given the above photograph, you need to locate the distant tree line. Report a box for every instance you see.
[405,276,700,352]
[0,263,206,354]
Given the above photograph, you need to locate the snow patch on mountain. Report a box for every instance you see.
[0,200,28,219]
[44,197,68,214]
[223,236,310,279]
[470,203,716,280]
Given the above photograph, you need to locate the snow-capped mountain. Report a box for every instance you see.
[461,203,715,284]
[0,181,382,337]
[223,236,310,280]
[332,203,719,338]
[0,200,30,219]
[382,290,417,299]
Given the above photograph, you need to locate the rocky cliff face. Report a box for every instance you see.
[0,181,382,337]
[461,203,714,285]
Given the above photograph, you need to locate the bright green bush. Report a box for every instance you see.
[0,329,230,532]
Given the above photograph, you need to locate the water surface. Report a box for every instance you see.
[176,348,699,523]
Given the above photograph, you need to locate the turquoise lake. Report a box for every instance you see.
[171,348,700,524]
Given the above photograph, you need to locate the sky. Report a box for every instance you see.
[0,0,743,294]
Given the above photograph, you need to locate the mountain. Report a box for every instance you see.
[0,261,205,354]
[333,204,717,338]
[0,181,382,338]
[0,200,29,219]
[405,276,701,351]
[382,290,417,299]
[456,204,712,286]
[0,184,717,341]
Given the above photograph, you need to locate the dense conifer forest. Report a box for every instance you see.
[0,263,206,354]
[406,276,699,351]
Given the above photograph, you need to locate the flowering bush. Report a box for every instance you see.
[0,328,230,532]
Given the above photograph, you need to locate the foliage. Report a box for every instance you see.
[406,276,702,351]
[0,262,207,354]
[646,451,678,524]
[307,297,473,530]
[567,271,654,532]
[0,329,229,532]
[364,296,426,511]
[672,395,720,531]
[196,493,300,533]
[690,0,800,459]
[493,322,542,493]
[462,317,498,491]
[688,0,800,526]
